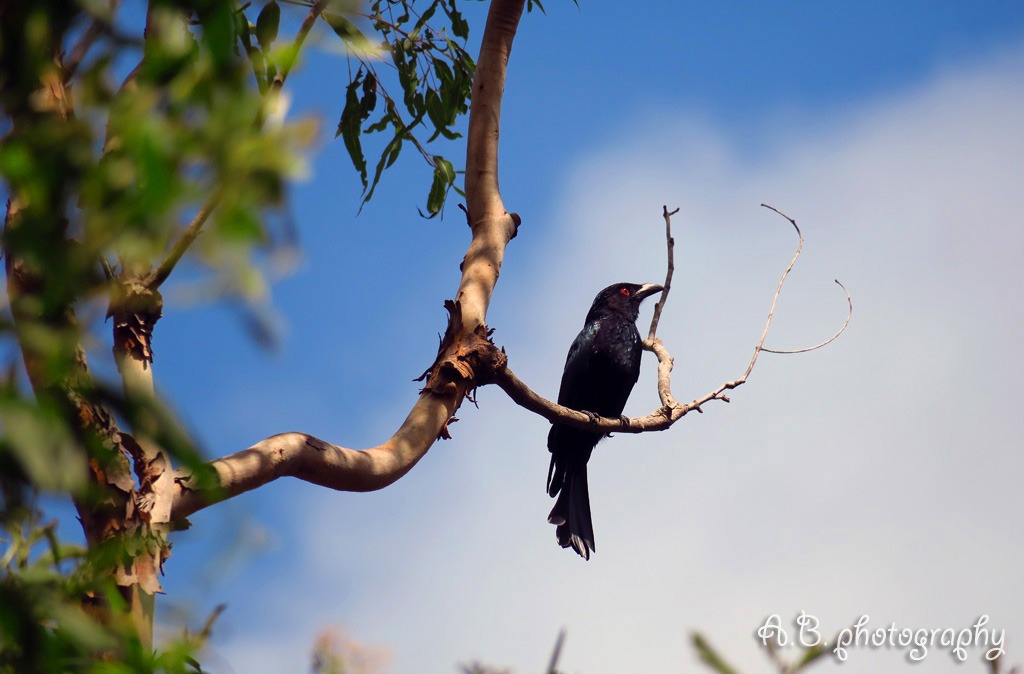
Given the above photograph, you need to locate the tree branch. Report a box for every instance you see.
[648,205,677,340]
[492,203,851,431]
[269,0,326,94]
[458,0,525,328]
[170,0,527,519]
[63,15,109,82]
[736,203,803,381]
[173,422,455,520]
[762,279,852,354]
[146,189,221,289]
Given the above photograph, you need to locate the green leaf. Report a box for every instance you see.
[413,0,439,33]
[336,68,371,188]
[794,642,830,671]
[255,0,280,51]
[392,40,420,112]
[435,156,456,183]
[365,114,391,134]
[425,173,444,217]
[234,8,252,44]
[385,135,402,168]
[31,543,87,569]
[360,71,378,117]
[433,58,454,86]
[692,633,741,674]
[423,154,456,218]
[323,12,365,43]
[447,2,469,39]
[0,393,87,494]
[361,133,402,209]
[425,90,460,141]
[200,3,236,70]
[217,203,264,242]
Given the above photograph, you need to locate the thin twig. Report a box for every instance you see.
[197,603,227,644]
[63,0,122,80]
[762,279,852,354]
[546,629,566,674]
[648,205,677,340]
[762,635,789,674]
[146,189,222,289]
[741,203,803,380]
[493,202,820,430]
[270,0,327,93]
[64,19,107,81]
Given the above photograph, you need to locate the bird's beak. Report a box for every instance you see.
[634,283,664,301]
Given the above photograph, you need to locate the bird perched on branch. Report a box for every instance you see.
[547,281,664,559]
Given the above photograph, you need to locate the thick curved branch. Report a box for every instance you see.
[173,410,459,520]
[170,0,526,520]
[464,0,523,228]
[458,0,525,330]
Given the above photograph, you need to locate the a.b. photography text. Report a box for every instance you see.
[756,612,1006,664]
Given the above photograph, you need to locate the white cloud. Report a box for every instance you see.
[205,41,1024,674]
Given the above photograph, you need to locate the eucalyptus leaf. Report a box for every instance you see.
[255,0,280,51]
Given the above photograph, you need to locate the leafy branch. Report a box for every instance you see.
[330,0,475,216]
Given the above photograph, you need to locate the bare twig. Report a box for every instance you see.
[762,635,789,674]
[197,603,227,644]
[63,1,122,80]
[494,202,848,430]
[546,629,566,674]
[647,205,677,340]
[739,203,803,380]
[64,18,107,81]
[146,189,222,289]
[762,279,852,354]
[100,257,115,281]
[270,0,327,93]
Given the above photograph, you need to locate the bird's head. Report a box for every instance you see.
[586,282,664,322]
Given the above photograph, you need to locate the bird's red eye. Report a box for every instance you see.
[620,288,630,296]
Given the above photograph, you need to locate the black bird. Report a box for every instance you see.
[546,281,664,559]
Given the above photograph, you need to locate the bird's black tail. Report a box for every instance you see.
[547,462,595,560]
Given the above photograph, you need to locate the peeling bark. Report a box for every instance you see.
[3,55,164,645]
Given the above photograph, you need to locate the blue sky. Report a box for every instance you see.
[10,1,1024,673]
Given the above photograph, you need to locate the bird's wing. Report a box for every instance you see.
[556,319,600,408]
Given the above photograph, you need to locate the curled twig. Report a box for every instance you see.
[738,203,803,381]
[762,279,852,354]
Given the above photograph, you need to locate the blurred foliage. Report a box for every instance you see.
[0,500,209,673]
[1,0,478,670]
[311,626,391,674]
[460,628,563,674]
